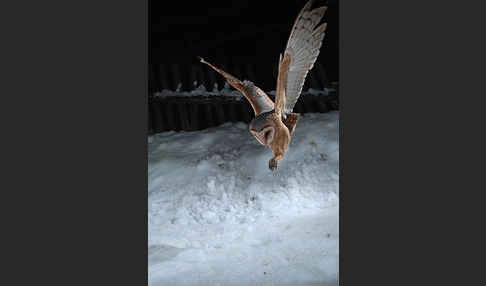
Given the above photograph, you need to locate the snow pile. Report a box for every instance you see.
[153,82,331,99]
[153,82,243,99]
[148,111,339,286]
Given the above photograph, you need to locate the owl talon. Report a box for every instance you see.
[269,158,278,171]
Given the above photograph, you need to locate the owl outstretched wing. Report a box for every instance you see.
[275,0,327,116]
[199,57,274,116]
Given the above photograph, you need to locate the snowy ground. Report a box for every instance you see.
[148,111,339,286]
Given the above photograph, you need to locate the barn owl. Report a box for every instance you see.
[200,0,327,171]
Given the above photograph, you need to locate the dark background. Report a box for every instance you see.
[149,0,338,92]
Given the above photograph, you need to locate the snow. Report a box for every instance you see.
[153,82,243,99]
[148,111,339,286]
[153,83,331,99]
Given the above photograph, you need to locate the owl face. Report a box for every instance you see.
[250,125,275,146]
[249,111,277,146]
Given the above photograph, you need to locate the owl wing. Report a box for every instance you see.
[199,57,274,115]
[276,0,327,116]
[274,52,291,117]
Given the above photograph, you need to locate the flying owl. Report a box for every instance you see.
[200,0,327,171]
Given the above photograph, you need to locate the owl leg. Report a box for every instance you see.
[269,155,284,171]
[282,113,300,135]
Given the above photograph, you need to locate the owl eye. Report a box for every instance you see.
[264,130,272,140]
[262,126,275,145]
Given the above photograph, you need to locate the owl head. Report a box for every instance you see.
[250,125,275,146]
[248,111,277,146]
